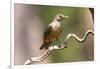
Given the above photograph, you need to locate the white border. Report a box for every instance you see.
[0,0,10,69]
[14,0,95,8]
[10,0,96,69]
[11,0,14,69]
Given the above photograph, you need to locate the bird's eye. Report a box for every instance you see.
[59,15,62,18]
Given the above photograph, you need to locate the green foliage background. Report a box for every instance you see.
[15,4,94,64]
[35,5,94,63]
[14,3,94,65]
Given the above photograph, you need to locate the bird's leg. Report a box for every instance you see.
[51,38,61,47]
[56,37,60,43]
[50,41,55,47]
[56,35,62,44]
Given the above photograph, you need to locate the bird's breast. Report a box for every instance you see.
[47,24,61,41]
[50,21,61,31]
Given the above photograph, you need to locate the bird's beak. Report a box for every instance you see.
[64,16,69,18]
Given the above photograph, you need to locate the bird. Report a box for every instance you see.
[40,14,69,50]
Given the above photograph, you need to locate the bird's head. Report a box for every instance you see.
[54,14,69,22]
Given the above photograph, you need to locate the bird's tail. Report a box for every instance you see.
[40,41,51,50]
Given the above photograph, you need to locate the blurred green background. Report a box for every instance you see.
[39,5,94,63]
[15,4,94,65]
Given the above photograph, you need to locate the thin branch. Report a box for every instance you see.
[24,30,94,65]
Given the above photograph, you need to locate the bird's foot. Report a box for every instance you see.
[59,44,68,48]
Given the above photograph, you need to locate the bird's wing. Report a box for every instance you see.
[43,25,52,40]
